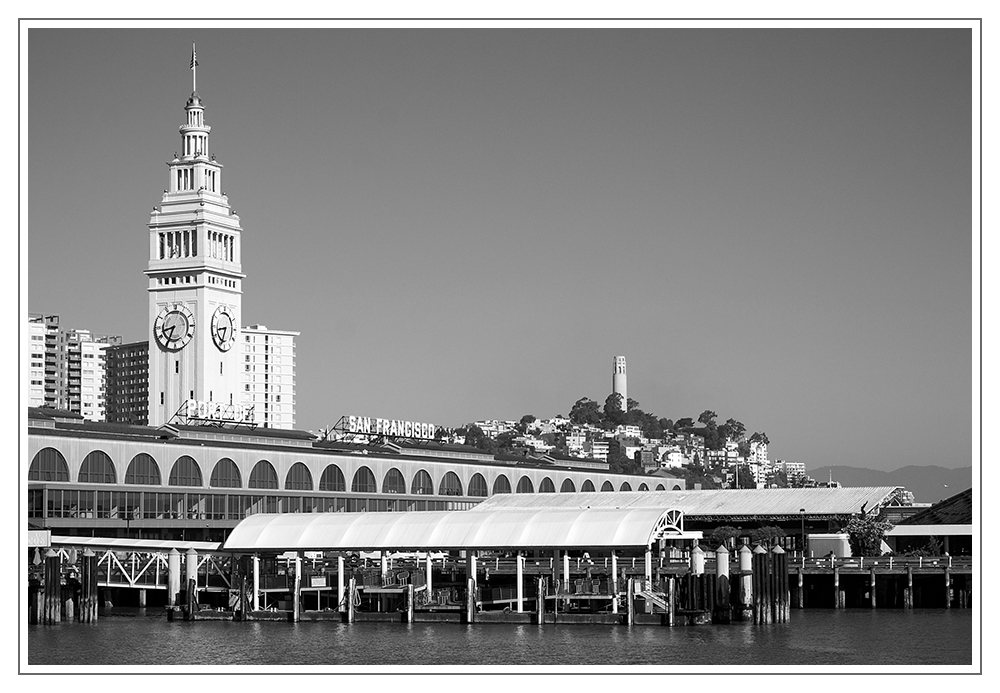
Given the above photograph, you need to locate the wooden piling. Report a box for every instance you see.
[905,566,913,609]
[407,584,415,623]
[347,577,356,622]
[537,576,545,624]
[870,567,877,609]
[667,576,676,627]
[626,578,635,625]
[796,568,804,609]
[78,549,97,622]
[833,565,840,610]
[42,549,61,624]
[944,567,951,609]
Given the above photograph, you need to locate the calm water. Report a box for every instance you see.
[27,608,972,668]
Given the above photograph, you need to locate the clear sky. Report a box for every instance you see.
[25,24,974,471]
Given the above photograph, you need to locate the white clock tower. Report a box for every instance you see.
[146,47,244,426]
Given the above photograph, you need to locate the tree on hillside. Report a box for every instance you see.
[603,394,625,427]
[607,438,639,475]
[749,431,770,446]
[462,424,496,453]
[516,414,536,434]
[674,417,694,430]
[698,410,718,427]
[627,398,640,412]
[569,397,603,426]
[721,418,746,443]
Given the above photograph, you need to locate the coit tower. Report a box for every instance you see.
[612,355,627,410]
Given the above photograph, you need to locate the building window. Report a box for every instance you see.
[468,473,488,497]
[78,450,116,484]
[169,455,204,487]
[381,468,406,494]
[439,472,463,497]
[248,460,279,489]
[560,478,576,493]
[209,458,242,488]
[492,475,511,495]
[125,453,162,485]
[350,466,377,494]
[29,447,70,482]
[284,462,313,491]
[516,476,534,494]
[318,464,345,492]
[539,477,556,493]
[410,470,433,495]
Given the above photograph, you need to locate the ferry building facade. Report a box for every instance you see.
[27,409,681,543]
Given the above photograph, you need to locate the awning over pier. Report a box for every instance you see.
[222,506,697,553]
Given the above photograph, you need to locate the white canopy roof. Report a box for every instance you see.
[222,507,695,552]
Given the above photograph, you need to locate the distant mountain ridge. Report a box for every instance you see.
[808,465,973,505]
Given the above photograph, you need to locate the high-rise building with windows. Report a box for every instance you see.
[241,325,298,429]
[105,340,150,425]
[27,313,120,420]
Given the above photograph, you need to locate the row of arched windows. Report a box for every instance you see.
[28,447,679,496]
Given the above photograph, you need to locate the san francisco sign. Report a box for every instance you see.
[345,415,438,440]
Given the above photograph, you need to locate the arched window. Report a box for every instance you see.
[581,479,595,492]
[411,470,433,495]
[29,448,69,481]
[468,473,488,497]
[169,455,203,487]
[638,483,649,491]
[125,453,161,485]
[248,460,278,489]
[620,482,632,492]
[655,484,666,491]
[351,466,377,493]
[516,476,534,494]
[560,478,576,493]
[601,480,614,492]
[492,475,512,494]
[285,462,313,491]
[383,468,406,494]
[79,451,117,484]
[672,484,682,491]
[319,464,346,492]
[210,458,242,488]
[539,477,555,493]
[439,471,463,496]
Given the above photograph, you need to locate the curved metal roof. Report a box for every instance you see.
[222,507,689,552]
[470,487,903,519]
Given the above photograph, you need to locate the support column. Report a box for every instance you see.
[905,566,913,609]
[292,553,302,622]
[425,552,434,597]
[738,545,753,621]
[347,576,356,623]
[714,544,731,624]
[944,567,952,609]
[407,584,415,623]
[516,553,524,613]
[611,551,619,614]
[381,551,388,586]
[536,576,545,625]
[667,575,676,627]
[138,589,147,608]
[252,554,260,612]
[870,567,877,609]
[796,568,804,608]
[79,548,98,623]
[185,548,198,609]
[42,549,61,624]
[626,578,634,625]
[644,546,653,586]
[563,551,570,588]
[167,548,181,607]
[465,550,477,623]
[337,556,346,613]
[833,565,841,609]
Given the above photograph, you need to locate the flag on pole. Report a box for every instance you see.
[190,45,199,69]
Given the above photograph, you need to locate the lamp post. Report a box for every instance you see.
[799,508,806,557]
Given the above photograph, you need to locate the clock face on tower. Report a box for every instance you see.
[154,303,195,351]
[211,305,236,351]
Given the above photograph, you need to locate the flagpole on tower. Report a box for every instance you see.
[190,43,198,92]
